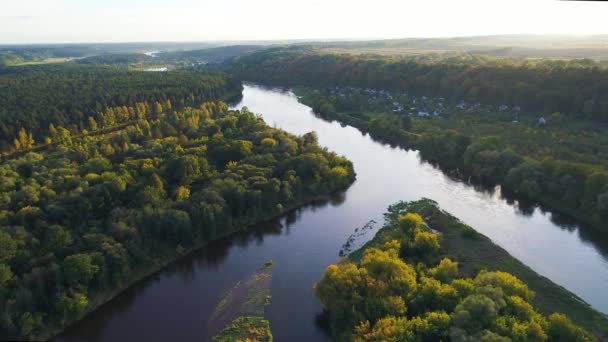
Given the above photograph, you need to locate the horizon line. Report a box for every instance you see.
[2,32,608,46]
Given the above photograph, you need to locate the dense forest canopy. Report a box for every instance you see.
[316,199,597,341]
[156,45,264,64]
[0,42,228,66]
[230,46,608,121]
[229,47,608,231]
[3,38,608,341]
[0,64,242,151]
[295,84,608,231]
[0,99,355,340]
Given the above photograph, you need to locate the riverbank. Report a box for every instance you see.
[348,199,608,340]
[292,86,608,233]
[49,192,346,341]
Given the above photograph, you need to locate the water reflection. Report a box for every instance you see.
[57,84,608,342]
[309,95,608,260]
[57,195,342,342]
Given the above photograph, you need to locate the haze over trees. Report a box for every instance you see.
[230,46,608,121]
[228,48,608,231]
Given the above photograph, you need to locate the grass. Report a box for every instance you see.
[11,57,70,66]
[209,261,275,340]
[212,316,273,342]
[349,198,608,340]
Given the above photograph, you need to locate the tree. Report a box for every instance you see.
[399,213,424,235]
[353,311,450,342]
[88,117,99,131]
[154,101,164,115]
[45,225,73,252]
[14,128,35,150]
[547,313,594,342]
[0,263,13,290]
[429,258,459,283]
[474,271,534,301]
[175,186,190,201]
[451,294,498,333]
[0,231,17,262]
[412,230,441,256]
[62,254,100,287]
[56,292,89,322]
[171,155,202,185]
[361,243,417,295]
[260,137,277,148]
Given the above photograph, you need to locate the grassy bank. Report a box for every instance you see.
[350,199,608,339]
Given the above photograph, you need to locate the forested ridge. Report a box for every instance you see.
[315,199,603,341]
[0,64,242,152]
[227,47,608,231]
[293,85,608,231]
[0,100,355,340]
[230,46,608,121]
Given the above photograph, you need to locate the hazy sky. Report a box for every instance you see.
[1,0,607,43]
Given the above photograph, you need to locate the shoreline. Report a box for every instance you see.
[48,192,343,341]
[290,85,605,232]
[347,199,608,340]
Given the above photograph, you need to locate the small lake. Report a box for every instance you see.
[57,84,608,341]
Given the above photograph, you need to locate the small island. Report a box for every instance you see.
[316,199,608,341]
[209,260,275,341]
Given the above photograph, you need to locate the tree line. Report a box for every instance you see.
[240,47,608,231]
[0,64,242,151]
[229,46,608,122]
[0,101,355,340]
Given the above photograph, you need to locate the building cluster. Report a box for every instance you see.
[325,86,528,121]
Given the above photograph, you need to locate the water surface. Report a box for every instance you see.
[58,84,608,342]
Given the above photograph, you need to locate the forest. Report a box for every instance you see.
[0,64,242,152]
[3,41,608,340]
[292,85,608,231]
[315,199,603,341]
[229,46,608,121]
[227,48,608,231]
[0,100,355,340]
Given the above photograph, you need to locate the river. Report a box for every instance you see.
[58,84,608,341]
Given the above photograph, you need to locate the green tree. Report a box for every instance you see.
[45,225,73,252]
[547,313,594,342]
[0,231,17,262]
[62,254,100,287]
[0,263,13,290]
[154,101,164,115]
[57,292,89,322]
[172,155,202,185]
[451,294,498,333]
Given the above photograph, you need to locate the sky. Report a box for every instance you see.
[1,0,607,44]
